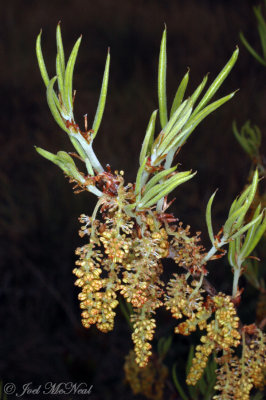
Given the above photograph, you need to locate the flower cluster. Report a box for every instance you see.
[186,293,240,386]
[214,327,266,399]
[124,350,168,400]
[164,274,212,334]
[171,222,208,275]
[74,173,173,366]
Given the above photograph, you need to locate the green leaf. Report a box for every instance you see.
[36,30,50,87]
[170,69,189,117]
[135,156,147,199]
[63,36,82,114]
[232,120,252,155]
[158,27,168,128]
[46,77,70,133]
[228,236,237,268]
[163,100,189,137]
[92,49,110,138]
[230,213,263,241]
[35,146,58,163]
[56,22,65,74]
[144,165,177,193]
[139,170,192,207]
[56,53,65,98]
[178,91,236,148]
[241,212,266,258]
[239,204,261,258]
[258,23,266,58]
[186,345,195,376]
[206,190,217,244]
[192,47,239,116]
[239,31,266,66]
[190,74,208,105]
[172,364,189,400]
[142,171,196,208]
[139,110,158,165]
[158,100,193,156]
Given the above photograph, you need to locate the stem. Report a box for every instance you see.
[232,263,242,298]
[201,237,226,265]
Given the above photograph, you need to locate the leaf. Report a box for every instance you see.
[206,190,217,244]
[178,91,236,148]
[230,213,263,241]
[35,146,58,162]
[158,27,168,128]
[172,364,189,400]
[186,345,195,376]
[139,170,192,207]
[139,110,158,165]
[56,53,65,98]
[35,147,82,181]
[239,31,266,66]
[163,100,189,137]
[223,203,247,237]
[190,74,208,105]
[170,69,189,117]
[46,77,70,133]
[36,30,50,87]
[232,120,252,155]
[191,47,239,116]
[142,171,196,208]
[92,49,110,138]
[63,36,82,114]
[239,204,261,258]
[228,236,237,268]
[135,156,147,199]
[144,165,177,193]
[158,100,193,156]
[241,212,266,258]
[56,22,65,74]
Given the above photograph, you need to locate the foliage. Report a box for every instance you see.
[35,24,266,399]
[240,1,266,66]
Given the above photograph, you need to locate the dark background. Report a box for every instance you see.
[1,0,265,399]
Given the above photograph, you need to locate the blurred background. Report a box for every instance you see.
[1,0,265,399]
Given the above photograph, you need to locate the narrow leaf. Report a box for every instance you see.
[242,212,266,257]
[56,22,65,74]
[170,69,189,117]
[223,203,247,237]
[190,74,208,105]
[192,47,239,116]
[172,364,189,400]
[158,101,193,156]
[139,171,191,207]
[164,100,188,137]
[239,32,266,66]
[228,238,237,268]
[36,30,50,87]
[144,165,177,193]
[206,190,217,244]
[143,171,196,208]
[56,53,65,97]
[139,110,158,165]
[230,213,263,241]
[47,77,69,133]
[35,146,57,162]
[63,36,82,114]
[178,92,236,148]
[232,120,252,155]
[239,204,261,258]
[135,156,147,198]
[92,49,110,137]
[158,27,168,128]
